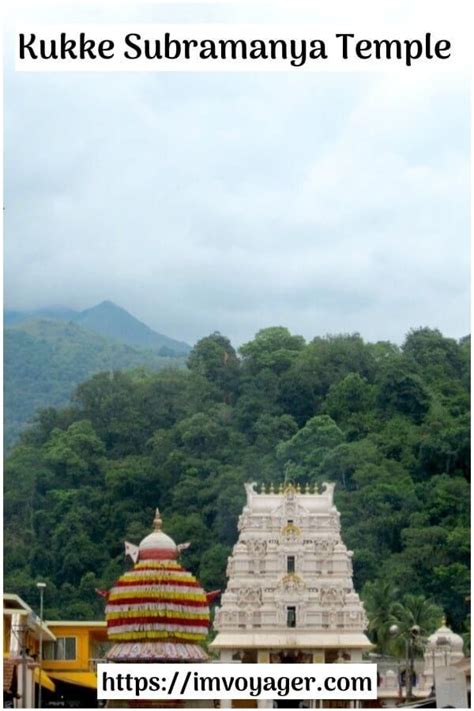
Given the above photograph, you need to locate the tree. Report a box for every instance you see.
[188,333,240,403]
[423,474,470,527]
[362,580,398,653]
[3,325,470,635]
[368,416,420,475]
[376,363,431,423]
[276,415,344,482]
[392,592,444,644]
[402,328,464,383]
[279,334,376,424]
[165,513,211,575]
[239,327,305,375]
[234,369,282,433]
[418,415,470,479]
[175,412,231,458]
[317,440,379,490]
[253,414,298,452]
[199,543,232,591]
[73,371,147,455]
[340,460,418,557]
[43,420,105,487]
[389,594,443,700]
[432,563,470,629]
[323,373,376,436]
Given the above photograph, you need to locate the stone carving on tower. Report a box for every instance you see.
[211,481,372,663]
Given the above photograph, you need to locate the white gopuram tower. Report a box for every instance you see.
[211,481,372,666]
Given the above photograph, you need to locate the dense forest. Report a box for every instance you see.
[4,326,470,643]
[4,318,186,447]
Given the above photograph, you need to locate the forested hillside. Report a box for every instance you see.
[4,327,470,638]
[4,319,186,447]
[4,300,192,355]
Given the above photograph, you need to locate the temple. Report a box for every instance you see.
[105,509,210,665]
[211,481,372,669]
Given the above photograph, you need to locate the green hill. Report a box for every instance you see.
[4,301,191,356]
[4,327,470,638]
[4,319,186,447]
[75,301,191,355]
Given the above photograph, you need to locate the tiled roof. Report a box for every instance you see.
[3,658,16,692]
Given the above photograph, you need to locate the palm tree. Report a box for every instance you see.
[362,579,398,654]
[389,594,443,701]
[461,615,470,656]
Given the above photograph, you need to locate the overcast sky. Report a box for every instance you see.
[5,2,470,346]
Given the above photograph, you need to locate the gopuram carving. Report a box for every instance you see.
[211,481,371,663]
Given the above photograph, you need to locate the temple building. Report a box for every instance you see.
[421,619,466,694]
[211,481,372,670]
[376,620,469,706]
[105,508,211,668]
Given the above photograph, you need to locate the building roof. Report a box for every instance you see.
[48,671,97,689]
[4,593,31,610]
[243,481,337,513]
[137,508,178,561]
[4,593,56,642]
[105,510,210,661]
[427,622,464,653]
[3,658,16,693]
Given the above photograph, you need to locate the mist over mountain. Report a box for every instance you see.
[4,300,192,356]
[4,307,80,326]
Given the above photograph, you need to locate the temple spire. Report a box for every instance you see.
[153,508,163,532]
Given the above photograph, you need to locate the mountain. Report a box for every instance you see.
[4,307,79,326]
[4,319,186,448]
[74,301,191,355]
[4,301,191,356]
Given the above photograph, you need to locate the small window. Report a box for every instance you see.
[287,556,295,574]
[43,637,77,661]
[287,606,296,628]
[287,520,294,525]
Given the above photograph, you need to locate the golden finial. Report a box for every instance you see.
[441,614,447,626]
[270,482,275,493]
[296,483,301,494]
[153,508,163,532]
[278,482,284,494]
[305,482,310,494]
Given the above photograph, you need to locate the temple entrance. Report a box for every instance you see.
[241,650,258,663]
[269,651,312,664]
[273,702,309,709]
[269,652,312,709]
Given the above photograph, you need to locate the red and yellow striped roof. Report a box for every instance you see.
[105,514,210,648]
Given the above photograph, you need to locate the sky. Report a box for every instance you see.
[4,1,471,347]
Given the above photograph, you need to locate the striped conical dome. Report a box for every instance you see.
[106,509,210,662]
